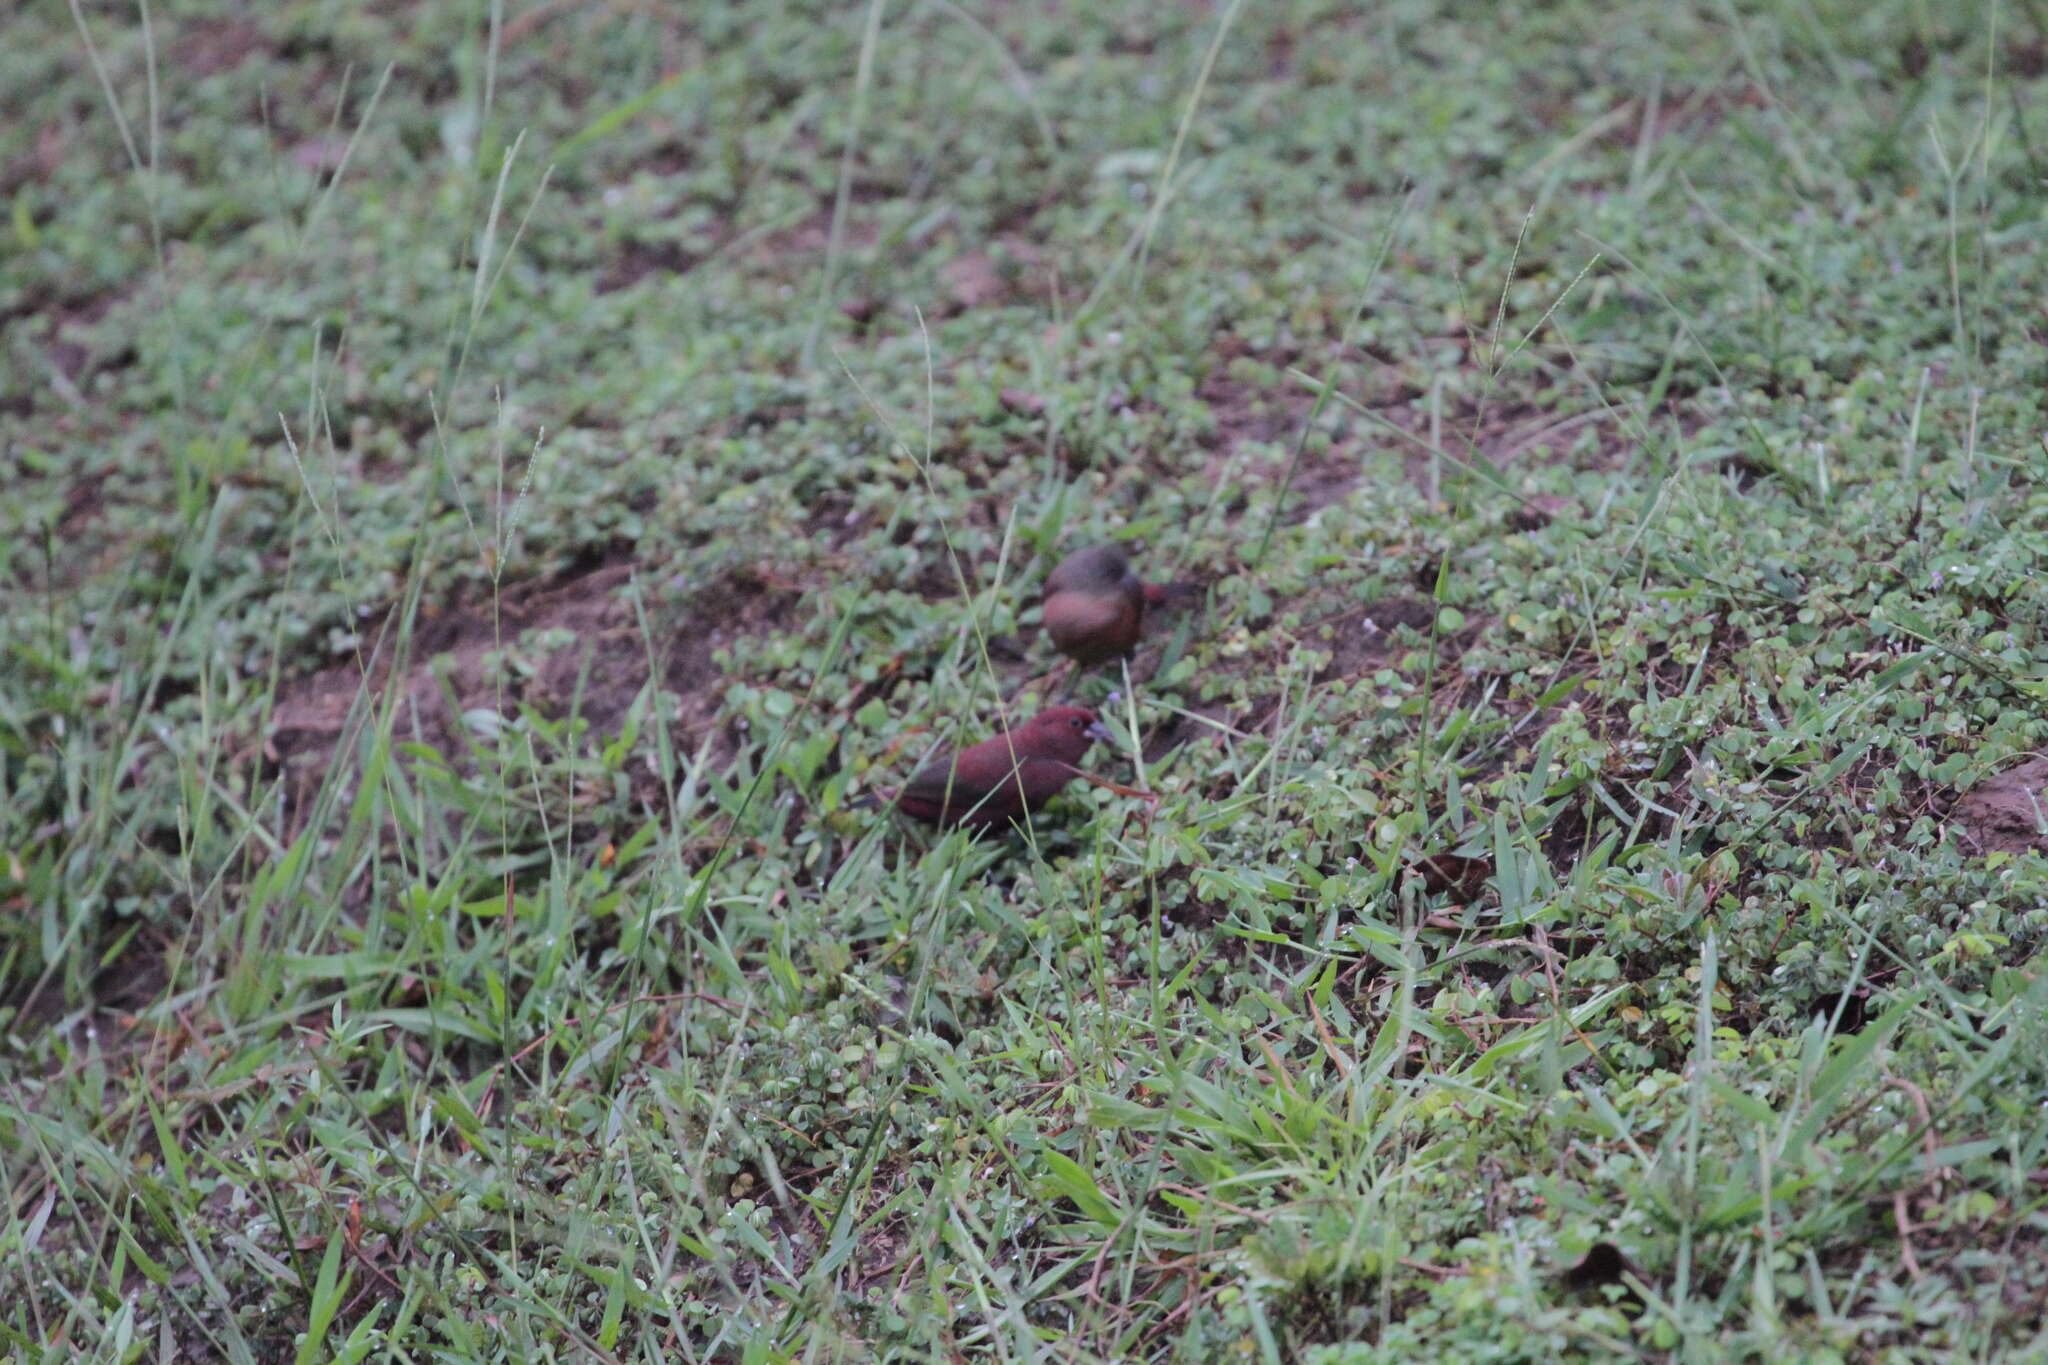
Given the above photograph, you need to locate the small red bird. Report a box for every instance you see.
[861,705,1113,829]
[1041,544,1171,667]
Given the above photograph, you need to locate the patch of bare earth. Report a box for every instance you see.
[1192,336,1638,526]
[0,282,138,417]
[934,237,1055,314]
[1310,595,1441,682]
[1369,393,1635,496]
[173,17,270,77]
[1527,83,1770,150]
[0,122,69,196]
[597,200,894,296]
[1191,342,1310,480]
[267,555,799,819]
[1950,758,2048,856]
[1193,350,1390,525]
[597,240,703,294]
[1142,594,1458,763]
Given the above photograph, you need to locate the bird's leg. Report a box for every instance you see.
[1070,768,1159,806]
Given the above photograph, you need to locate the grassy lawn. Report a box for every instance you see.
[5,0,2048,1358]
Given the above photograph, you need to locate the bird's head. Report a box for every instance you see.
[1022,705,1114,760]
[1045,544,1139,597]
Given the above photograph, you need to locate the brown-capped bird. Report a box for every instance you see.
[1041,544,1171,668]
[860,705,1112,830]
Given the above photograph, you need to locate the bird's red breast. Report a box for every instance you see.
[1042,545,1149,666]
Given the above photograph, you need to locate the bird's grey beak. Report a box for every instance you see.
[1085,721,1114,744]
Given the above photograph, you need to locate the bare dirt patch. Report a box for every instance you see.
[0,123,70,195]
[596,204,891,296]
[743,211,880,265]
[1950,758,2048,856]
[1369,394,1633,494]
[1192,340,1635,524]
[174,17,271,78]
[1194,357,1368,521]
[1282,447,1368,517]
[267,555,800,815]
[1314,596,1440,682]
[1142,594,1452,760]
[936,238,1054,313]
[55,467,110,541]
[0,283,138,406]
[1197,362,1308,452]
[4,440,144,589]
[596,240,703,294]
[1529,83,1769,151]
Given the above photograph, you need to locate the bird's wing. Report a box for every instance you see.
[898,747,1020,810]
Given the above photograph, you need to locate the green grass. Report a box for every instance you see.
[5,0,2048,1359]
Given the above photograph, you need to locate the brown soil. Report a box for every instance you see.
[742,212,881,265]
[1314,596,1440,681]
[54,468,110,542]
[0,122,69,195]
[1193,359,1356,521]
[1950,758,2048,856]
[1142,594,1452,762]
[1193,334,1639,527]
[1376,395,1633,494]
[597,203,892,297]
[4,284,138,404]
[936,240,1052,313]
[596,241,702,294]
[1528,83,1770,152]
[266,555,799,818]
[174,18,271,77]
[1197,362,1310,449]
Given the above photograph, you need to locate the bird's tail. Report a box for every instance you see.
[1143,580,1204,608]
